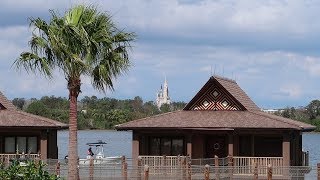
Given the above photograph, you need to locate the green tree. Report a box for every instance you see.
[12,98,26,110]
[14,5,135,179]
[306,100,320,120]
[160,103,171,113]
[25,101,48,116]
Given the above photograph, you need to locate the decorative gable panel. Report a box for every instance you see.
[189,84,243,111]
[0,103,5,110]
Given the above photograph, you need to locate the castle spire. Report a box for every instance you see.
[156,76,171,109]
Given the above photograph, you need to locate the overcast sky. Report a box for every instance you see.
[1,0,320,108]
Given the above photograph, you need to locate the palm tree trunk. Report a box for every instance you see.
[68,83,80,179]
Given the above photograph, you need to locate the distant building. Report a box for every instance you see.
[262,109,284,114]
[156,77,171,108]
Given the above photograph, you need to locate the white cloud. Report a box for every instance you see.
[0,0,68,12]
[302,56,320,76]
[1,0,320,109]
[278,84,302,99]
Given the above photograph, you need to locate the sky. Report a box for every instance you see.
[1,0,320,109]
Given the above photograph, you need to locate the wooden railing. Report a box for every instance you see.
[139,155,188,167]
[233,156,283,175]
[0,153,39,162]
[302,151,309,166]
[138,155,189,174]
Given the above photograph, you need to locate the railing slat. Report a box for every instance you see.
[233,156,284,175]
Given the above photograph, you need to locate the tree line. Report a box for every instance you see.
[12,96,320,131]
[274,100,320,131]
[12,96,186,130]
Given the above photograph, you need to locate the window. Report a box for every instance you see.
[150,138,160,155]
[172,139,184,155]
[239,135,252,156]
[4,136,38,153]
[17,137,27,153]
[254,136,282,157]
[28,137,38,153]
[149,137,184,156]
[4,137,15,153]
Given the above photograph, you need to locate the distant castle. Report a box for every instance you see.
[156,78,171,108]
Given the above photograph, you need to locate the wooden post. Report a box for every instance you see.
[4,157,9,167]
[121,155,127,180]
[267,164,272,180]
[122,162,128,180]
[204,164,210,180]
[162,155,167,176]
[35,156,40,167]
[162,155,167,166]
[121,156,126,166]
[214,155,219,166]
[144,165,149,180]
[214,155,220,180]
[137,157,142,179]
[228,155,233,179]
[253,162,258,180]
[182,156,186,179]
[55,161,60,177]
[187,160,192,180]
[89,158,94,180]
[317,163,320,180]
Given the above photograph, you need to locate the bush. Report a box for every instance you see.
[0,160,60,180]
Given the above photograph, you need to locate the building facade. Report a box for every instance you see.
[0,91,68,159]
[117,76,315,166]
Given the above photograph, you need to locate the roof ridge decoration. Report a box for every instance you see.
[212,75,236,83]
[184,76,259,111]
[0,91,16,110]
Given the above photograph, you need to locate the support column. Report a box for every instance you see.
[283,134,291,166]
[187,134,192,158]
[132,132,140,167]
[40,130,48,159]
[228,134,234,156]
[233,134,239,156]
[251,135,255,156]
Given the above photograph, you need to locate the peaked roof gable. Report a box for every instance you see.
[184,76,259,111]
[0,91,16,110]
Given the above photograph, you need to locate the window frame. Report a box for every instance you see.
[3,136,39,154]
[149,136,185,156]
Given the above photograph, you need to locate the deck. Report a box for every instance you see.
[0,154,313,179]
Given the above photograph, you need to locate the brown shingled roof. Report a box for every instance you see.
[116,76,315,132]
[214,76,260,111]
[0,91,67,129]
[116,110,315,131]
[0,91,16,110]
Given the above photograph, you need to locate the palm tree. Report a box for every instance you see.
[15,5,135,179]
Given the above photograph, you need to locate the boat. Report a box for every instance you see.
[78,140,122,166]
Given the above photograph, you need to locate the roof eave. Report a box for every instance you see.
[116,126,311,131]
[300,126,316,132]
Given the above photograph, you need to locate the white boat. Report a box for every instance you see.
[78,140,122,166]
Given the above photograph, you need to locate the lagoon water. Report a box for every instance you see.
[58,130,320,166]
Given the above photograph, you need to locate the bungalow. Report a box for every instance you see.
[116,76,315,167]
[0,91,68,160]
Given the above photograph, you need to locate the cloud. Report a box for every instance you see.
[275,84,302,99]
[301,56,320,77]
[1,0,320,110]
